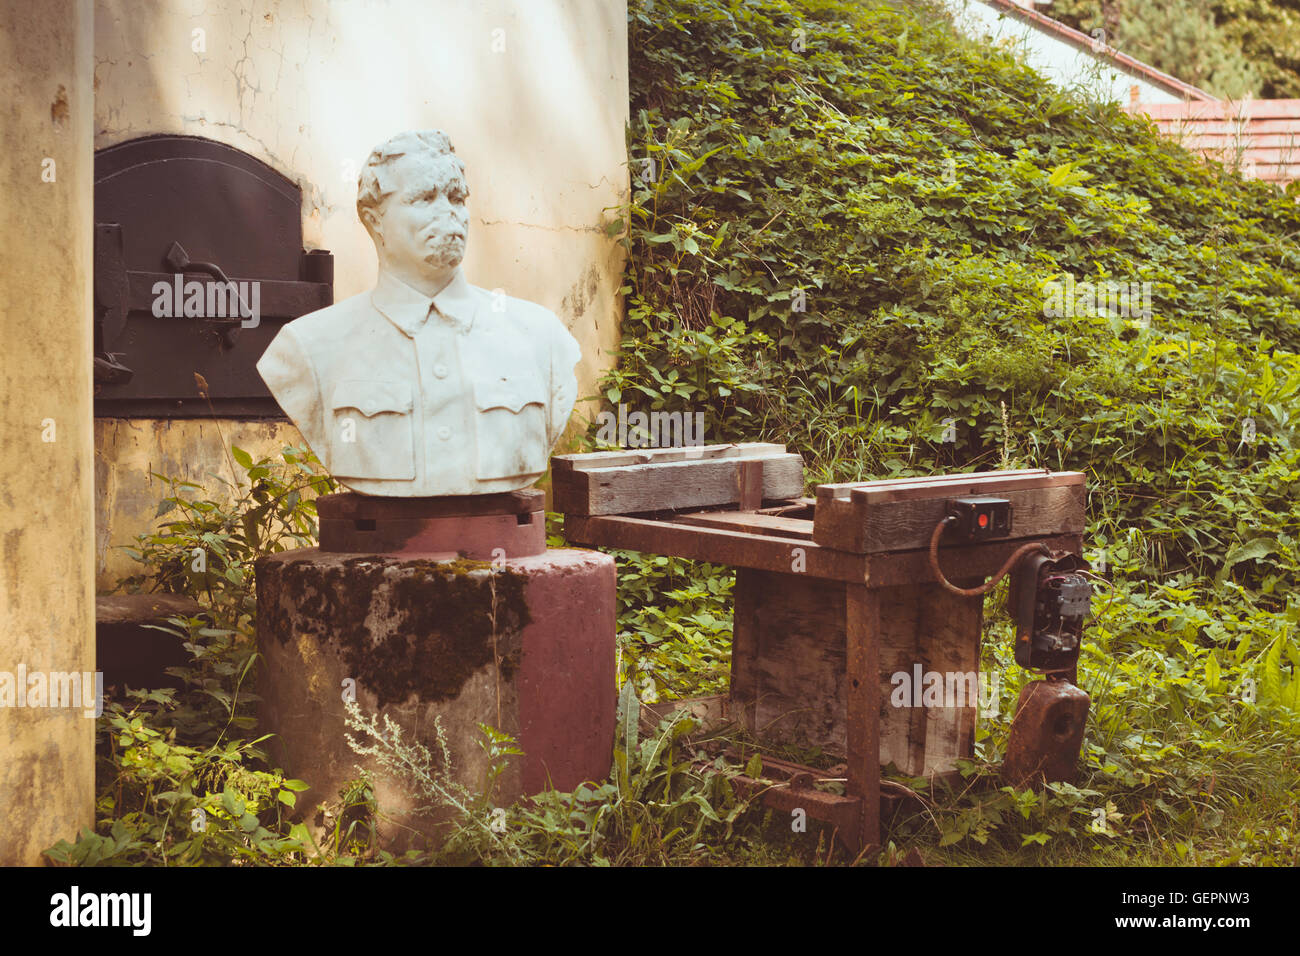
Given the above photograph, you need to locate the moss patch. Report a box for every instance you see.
[256,553,532,708]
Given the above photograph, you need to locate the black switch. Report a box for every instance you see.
[945,496,1013,540]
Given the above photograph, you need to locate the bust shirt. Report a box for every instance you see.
[255,267,581,496]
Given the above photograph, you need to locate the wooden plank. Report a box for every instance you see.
[738,569,849,746]
[564,514,867,582]
[863,533,1083,589]
[875,583,926,776]
[854,470,1080,505]
[856,483,1083,553]
[1135,100,1300,120]
[756,497,816,517]
[737,459,764,511]
[1199,148,1300,164]
[1148,116,1300,131]
[817,468,1045,501]
[817,469,1078,506]
[1179,135,1300,150]
[731,570,990,779]
[914,579,983,777]
[553,453,804,516]
[96,593,204,625]
[874,579,983,778]
[675,511,814,540]
[845,583,880,854]
[565,515,1080,589]
[552,442,787,472]
[814,472,1085,553]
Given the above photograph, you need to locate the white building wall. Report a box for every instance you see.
[92,0,629,588]
[942,0,1187,105]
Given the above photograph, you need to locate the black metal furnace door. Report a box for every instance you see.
[93,135,333,418]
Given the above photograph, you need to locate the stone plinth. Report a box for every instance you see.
[255,540,615,849]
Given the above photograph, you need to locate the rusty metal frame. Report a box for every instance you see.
[710,752,865,849]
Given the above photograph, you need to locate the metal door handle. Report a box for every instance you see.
[164,241,248,347]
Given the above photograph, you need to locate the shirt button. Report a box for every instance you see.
[437,426,452,440]
[433,364,449,379]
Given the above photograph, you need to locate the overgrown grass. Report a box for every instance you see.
[595,0,1300,865]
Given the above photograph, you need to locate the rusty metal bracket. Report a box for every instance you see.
[163,241,249,348]
[1003,677,1091,788]
[706,750,865,852]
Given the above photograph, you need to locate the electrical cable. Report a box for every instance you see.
[927,514,1051,597]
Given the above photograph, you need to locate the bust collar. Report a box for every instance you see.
[372,268,477,337]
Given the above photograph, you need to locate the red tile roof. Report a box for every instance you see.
[1125,100,1300,185]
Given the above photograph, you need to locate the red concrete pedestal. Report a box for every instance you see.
[316,490,546,558]
[254,499,615,851]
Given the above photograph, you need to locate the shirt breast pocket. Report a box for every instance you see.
[330,380,416,480]
[473,372,548,480]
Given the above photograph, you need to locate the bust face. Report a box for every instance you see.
[371,152,470,281]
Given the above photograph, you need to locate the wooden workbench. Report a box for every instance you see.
[555,446,1086,852]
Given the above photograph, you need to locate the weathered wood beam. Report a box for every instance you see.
[846,583,880,854]
[564,514,865,582]
[565,514,1081,589]
[553,451,805,516]
[814,470,1085,552]
[552,442,788,471]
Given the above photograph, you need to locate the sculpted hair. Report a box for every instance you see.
[356,130,469,234]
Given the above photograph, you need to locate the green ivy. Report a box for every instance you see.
[599,0,1300,863]
[609,0,1300,592]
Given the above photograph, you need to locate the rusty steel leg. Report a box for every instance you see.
[845,583,880,857]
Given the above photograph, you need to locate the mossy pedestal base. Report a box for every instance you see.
[255,545,615,850]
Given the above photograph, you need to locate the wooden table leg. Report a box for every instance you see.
[729,567,762,734]
[845,582,880,858]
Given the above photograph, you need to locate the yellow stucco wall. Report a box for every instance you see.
[94,419,305,585]
[92,0,629,591]
[0,0,97,865]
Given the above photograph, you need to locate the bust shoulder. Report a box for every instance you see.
[467,284,566,337]
[279,290,379,341]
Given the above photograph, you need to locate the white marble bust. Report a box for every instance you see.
[256,130,581,496]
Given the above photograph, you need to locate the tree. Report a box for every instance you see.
[1045,0,1268,98]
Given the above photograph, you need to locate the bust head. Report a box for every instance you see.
[357,130,470,296]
